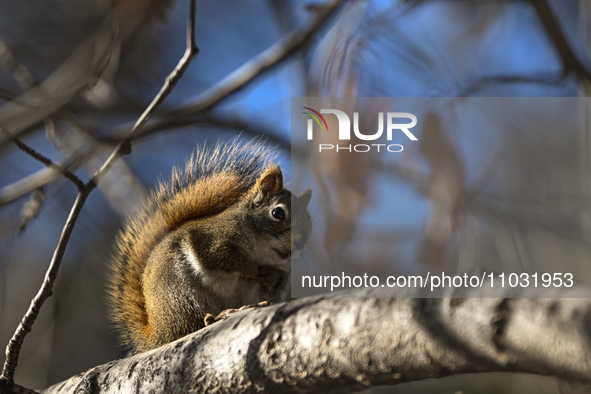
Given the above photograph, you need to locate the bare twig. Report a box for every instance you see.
[0,191,87,393]
[0,112,291,208]
[0,152,86,206]
[89,0,199,187]
[56,111,146,215]
[164,0,346,118]
[66,0,344,155]
[0,39,90,209]
[0,1,199,390]
[88,0,344,150]
[103,112,290,146]
[458,73,571,97]
[0,40,87,198]
[0,127,85,190]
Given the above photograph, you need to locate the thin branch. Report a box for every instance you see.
[164,0,346,118]
[102,112,290,147]
[89,0,344,151]
[458,72,572,97]
[0,113,289,207]
[0,191,86,391]
[528,0,591,82]
[55,111,146,216]
[89,0,199,187]
[71,0,344,154]
[0,149,88,206]
[0,39,93,205]
[0,127,85,190]
[0,1,199,389]
[0,39,86,193]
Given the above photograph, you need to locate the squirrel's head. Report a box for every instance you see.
[243,165,312,266]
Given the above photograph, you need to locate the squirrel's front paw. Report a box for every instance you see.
[204,301,271,326]
[257,266,288,293]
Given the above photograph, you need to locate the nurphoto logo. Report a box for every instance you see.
[303,107,418,153]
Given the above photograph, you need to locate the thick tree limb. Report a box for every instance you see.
[42,287,591,394]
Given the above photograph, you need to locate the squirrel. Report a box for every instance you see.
[107,139,312,353]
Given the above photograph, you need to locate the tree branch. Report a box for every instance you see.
[91,0,344,147]
[457,72,572,97]
[0,192,87,394]
[160,0,346,119]
[36,0,345,165]
[0,0,338,206]
[0,40,86,195]
[0,151,87,206]
[101,112,290,147]
[41,287,591,394]
[88,0,199,187]
[528,0,591,82]
[0,1,199,391]
[0,128,85,190]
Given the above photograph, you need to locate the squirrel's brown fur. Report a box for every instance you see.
[107,139,277,350]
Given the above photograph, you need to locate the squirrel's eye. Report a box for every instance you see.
[271,207,286,221]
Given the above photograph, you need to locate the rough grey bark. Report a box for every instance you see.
[42,287,591,394]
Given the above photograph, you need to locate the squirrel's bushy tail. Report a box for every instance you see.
[107,138,276,350]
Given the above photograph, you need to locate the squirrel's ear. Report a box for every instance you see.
[299,188,312,207]
[254,165,283,198]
